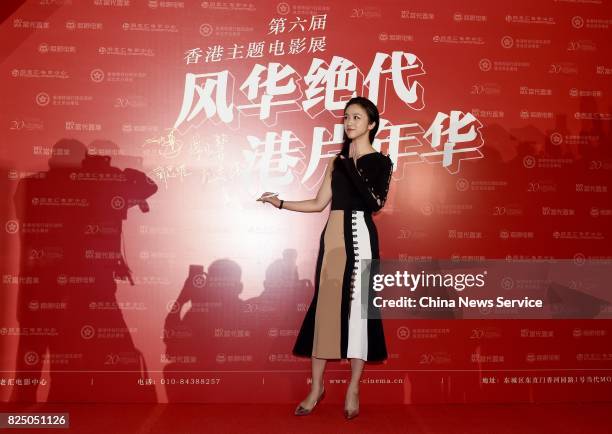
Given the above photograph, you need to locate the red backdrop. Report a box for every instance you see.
[0,0,611,404]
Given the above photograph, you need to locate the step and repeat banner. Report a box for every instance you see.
[0,0,611,404]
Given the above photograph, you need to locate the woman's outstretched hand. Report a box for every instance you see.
[256,192,281,208]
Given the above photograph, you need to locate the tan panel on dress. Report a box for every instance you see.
[312,210,346,358]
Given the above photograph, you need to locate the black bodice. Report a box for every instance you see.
[330,152,394,212]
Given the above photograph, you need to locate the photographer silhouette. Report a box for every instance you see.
[11,138,158,402]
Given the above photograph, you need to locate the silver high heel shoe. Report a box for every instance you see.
[294,387,325,416]
[344,407,359,420]
[344,391,359,420]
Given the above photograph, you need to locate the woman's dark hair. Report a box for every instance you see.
[338,96,380,158]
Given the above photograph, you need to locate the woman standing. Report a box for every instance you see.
[257,96,393,420]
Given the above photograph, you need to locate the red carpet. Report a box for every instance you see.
[1,402,609,433]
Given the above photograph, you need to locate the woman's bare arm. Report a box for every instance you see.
[256,157,335,213]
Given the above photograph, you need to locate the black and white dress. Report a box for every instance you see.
[292,151,393,361]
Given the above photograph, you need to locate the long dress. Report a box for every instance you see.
[292,151,393,361]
